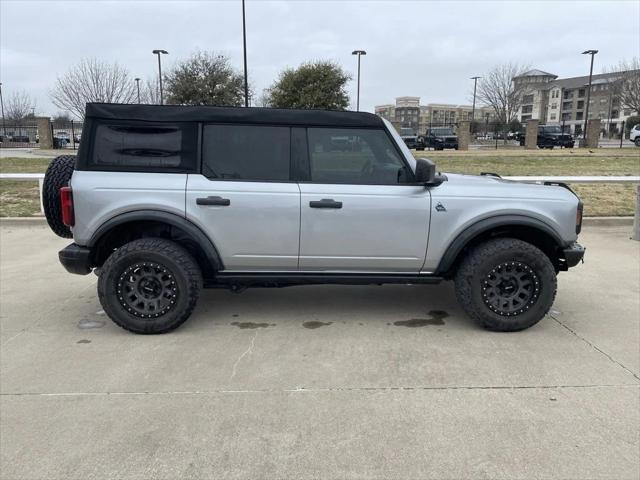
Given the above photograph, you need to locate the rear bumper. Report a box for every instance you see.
[59,243,92,275]
[563,242,585,268]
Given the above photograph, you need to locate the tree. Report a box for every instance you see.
[53,112,72,123]
[263,60,351,110]
[164,51,245,106]
[50,58,137,119]
[6,90,35,122]
[477,63,528,139]
[609,58,640,114]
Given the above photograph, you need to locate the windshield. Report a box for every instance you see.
[431,128,455,135]
[543,126,563,134]
[382,118,417,173]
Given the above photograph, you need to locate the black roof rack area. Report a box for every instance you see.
[84,103,384,128]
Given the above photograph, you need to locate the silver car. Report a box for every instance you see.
[43,103,584,334]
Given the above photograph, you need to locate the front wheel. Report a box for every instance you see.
[634,137,640,147]
[98,238,202,334]
[454,238,557,332]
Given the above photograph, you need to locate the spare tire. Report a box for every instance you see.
[43,155,76,238]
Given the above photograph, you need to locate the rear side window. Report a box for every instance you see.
[91,122,197,171]
[202,125,290,181]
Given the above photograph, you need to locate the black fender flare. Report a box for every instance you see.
[88,210,224,271]
[435,214,566,275]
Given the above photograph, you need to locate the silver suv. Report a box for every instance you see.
[43,103,585,334]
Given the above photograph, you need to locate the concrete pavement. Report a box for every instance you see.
[1,222,638,479]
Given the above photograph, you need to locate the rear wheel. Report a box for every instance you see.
[454,238,557,331]
[43,155,75,238]
[634,137,640,147]
[98,238,202,334]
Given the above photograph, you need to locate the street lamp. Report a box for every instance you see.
[242,0,249,107]
[134,78,141,104]
[352,50,366,111]
[0,82,5,136]
[581,49,598,146]
[470,76,481,121]
[152,49,168,105]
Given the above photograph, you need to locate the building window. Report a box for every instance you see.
[611,110,619,118]
[562,112,572,121]
[550,113,557,120]
[624,109,631,116]
[521,115,532,122]
[578,88,585,97]
[562,101,573,111]
[576,112,583,121]
[563,90,573,100]
[521,105,533,114]
[576,100,584,110]
[522,94,534,104]
[551,102,557,109]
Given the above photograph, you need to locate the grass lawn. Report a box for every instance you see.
[1,150,638,217]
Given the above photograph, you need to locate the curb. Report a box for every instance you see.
[0,217,46,226]
[582,216,634,226]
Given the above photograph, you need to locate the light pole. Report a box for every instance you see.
[135,78,141,104]
[352,50,366,111]
[242,0,249,107]
[581,49,598,145]
[470,76,481,121]
[0,82,5,136]
[152,49,168,104]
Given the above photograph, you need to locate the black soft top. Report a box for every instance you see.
[84,103,385,128]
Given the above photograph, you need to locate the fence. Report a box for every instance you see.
[0,120,84,150]
[1,174,638,240]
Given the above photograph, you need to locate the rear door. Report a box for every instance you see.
[298,127,431,272]
[186,124,300,271]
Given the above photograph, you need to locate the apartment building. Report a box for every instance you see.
[375,97,494,134]
[515,69,639,136]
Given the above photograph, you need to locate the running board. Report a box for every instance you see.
[207,272,444,288]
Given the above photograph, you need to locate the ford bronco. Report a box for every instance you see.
[43,103,584,334]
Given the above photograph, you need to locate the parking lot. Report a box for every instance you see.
[1,220,638,479]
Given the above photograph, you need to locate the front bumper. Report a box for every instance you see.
[59,243,92,275]
[563,242,585,268]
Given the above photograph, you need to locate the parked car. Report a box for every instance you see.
[54,132,70,143]
[401,135,425,150]
[421,127,458,150]
[519,125,574,149]
[42,103,584,334]
[11,135,31,143]
[629,123,640,147]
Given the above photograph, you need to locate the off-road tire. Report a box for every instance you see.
[454,238,557,332]
[98,238,202,334]
[43,155,76,238]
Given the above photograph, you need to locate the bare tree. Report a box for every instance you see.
[6,90,35,122]
[50,58,137,119]
[140,77,161,105]
[608,58,640,114]
[477,62,528,138]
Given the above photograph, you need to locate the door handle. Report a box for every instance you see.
[196,196,231,206]
[309,198,342,209]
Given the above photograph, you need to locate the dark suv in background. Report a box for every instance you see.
[420,127,458,150]
[519,125,575,149]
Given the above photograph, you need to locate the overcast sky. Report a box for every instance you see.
[1,0,639,117]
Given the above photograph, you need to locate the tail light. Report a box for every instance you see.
[60,186,75,227]
[575,200,583,234]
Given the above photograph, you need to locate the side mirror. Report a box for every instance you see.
[414,158,436,184]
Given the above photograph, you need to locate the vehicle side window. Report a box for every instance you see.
[91,122,197,171]
[306,128,410,185]
[202,125,290,181]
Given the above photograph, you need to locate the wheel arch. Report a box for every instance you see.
[88,210,223,279]
[436,215,567,277]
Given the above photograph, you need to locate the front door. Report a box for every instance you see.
[186,124,300,271]
[298,127,431,272]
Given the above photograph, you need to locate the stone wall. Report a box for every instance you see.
[457,120,470,150]
[586,119,600,148]
[35,117,53,149]
[525,119,539,149]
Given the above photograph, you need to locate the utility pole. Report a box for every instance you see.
[581,49,598,146]
[0,82,6,136]
[351,50,367,111]
[242,0,249,107]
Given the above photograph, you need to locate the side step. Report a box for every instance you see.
[207,272,444,288]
